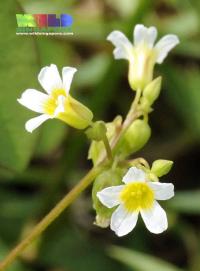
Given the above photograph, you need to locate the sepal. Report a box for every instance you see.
[85,121,107,141]
[92,168,124,228]
[88,116,122,165]
[57,95,93,129]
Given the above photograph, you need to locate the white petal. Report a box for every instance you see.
[97,185,124,208]
[111,204,139,237]
[62,67,77,95]
[25,114,50,133]
[134,24,157,48]
[107,30,133,60]
[38,64,63,94]
[122,167,146,184]
[134,24,147,45]
[141,201,168,234]
[148,182,174,200]
[17,89,48,113]
[146,27,157,48]
[155,34,180,64]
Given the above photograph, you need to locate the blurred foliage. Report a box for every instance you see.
[109,246,185,271]
[0,0,200,270]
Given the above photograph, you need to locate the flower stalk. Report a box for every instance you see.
[102,133,113,162]
[0,166,102,270]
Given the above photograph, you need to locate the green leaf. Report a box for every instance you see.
[0,189,43,244]
[160,11,199,38]
[19,0,74,13]
[162,65,200,138]
[107,0,141,18]
[167,190,200,214]
[35,120,67,157]
[0,0,40,172]
[39,220,119,271]
[73,17,107,42]
[35,38,75,67]
[74,53,111,89]
[109,246,185,271]
[176,40,200,59]
[0,190,42,219]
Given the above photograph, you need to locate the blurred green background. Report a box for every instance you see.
[0,0,200,270]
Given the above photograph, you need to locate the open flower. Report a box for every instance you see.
[107,24,179,90]
[18,64,93,132]
[97,167,174,237]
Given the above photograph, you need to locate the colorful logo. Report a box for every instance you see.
[16,14,73,35]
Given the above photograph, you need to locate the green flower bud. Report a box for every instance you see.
[139,96,151,113]
[117,119,151,158]
[92,168,124,228]
[85,121,107,141]
[88,116,122,165]
[143,76,162,106]
[151,159,173,177]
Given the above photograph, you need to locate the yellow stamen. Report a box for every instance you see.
[43,89,66,116]
[43,89,93,129]
[120,182,154,212]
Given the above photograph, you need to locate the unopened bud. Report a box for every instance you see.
[139,96,151,113]
[151,159,173,177]
[117,119,151,158]
[143,76,162,106]
[88,116,122,165]
[85,121,107,141]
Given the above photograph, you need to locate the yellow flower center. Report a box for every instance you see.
[120,182,154,212]
[43,89,66,116]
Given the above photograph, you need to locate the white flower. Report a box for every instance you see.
[18,64,93,132]
[107,24,179,90]
[97,167,174,237]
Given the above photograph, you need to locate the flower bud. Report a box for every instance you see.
[151,159,173,177]
[139,96,151,113]
[85,121,107,141]
[92,168,124,228]
[143,76,162,106]
[88,116,122,165]
[128,47,156,90]
[57,95,93,129]
[117,119,151,158]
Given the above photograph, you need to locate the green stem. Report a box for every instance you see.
[123,88,142,129]
[0,166,102,271]
[99,88,143,163]
[102,134,113,161]
[133,88,142,108]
